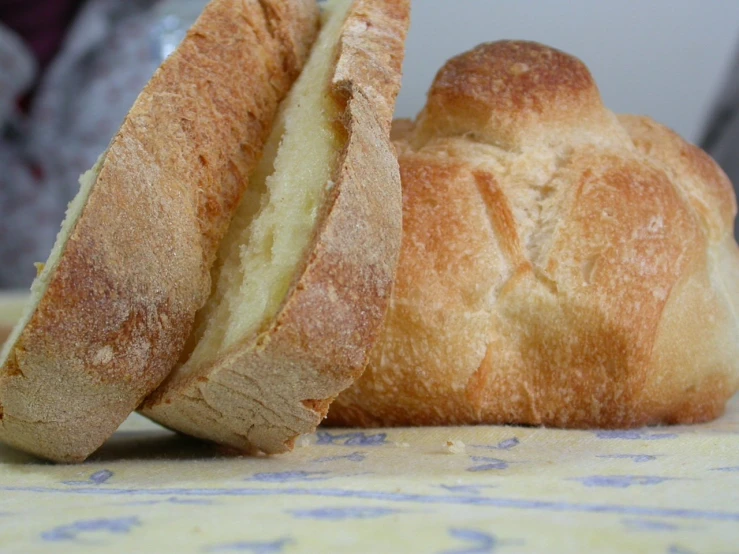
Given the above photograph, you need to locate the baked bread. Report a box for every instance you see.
[0,0,319,462]
[141,0,409,454]
[328,41,739,429]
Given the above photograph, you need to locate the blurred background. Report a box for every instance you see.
[2,0,739,289]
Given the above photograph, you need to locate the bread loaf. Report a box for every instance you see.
[0,0,319,462]
[328,41,739,429]
[141,0,409,454]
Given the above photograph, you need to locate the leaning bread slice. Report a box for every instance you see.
[0,0,319,463]
[141,0,409,454]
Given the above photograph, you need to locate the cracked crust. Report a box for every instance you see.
[327,41,739,429]
[0,0,319,462]
[140,0,410,454]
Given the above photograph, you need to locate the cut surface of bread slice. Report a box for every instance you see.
[0,0,319,463]
[142,0,410,454]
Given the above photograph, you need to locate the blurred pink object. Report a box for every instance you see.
[0,0,84,73]
[0,0,206,288]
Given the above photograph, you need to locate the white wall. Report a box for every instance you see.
[396,1,739,143]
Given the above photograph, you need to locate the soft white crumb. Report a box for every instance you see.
[295,435,311,448]
[445,439,466,454]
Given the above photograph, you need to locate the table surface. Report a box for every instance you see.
[0,295,738,554]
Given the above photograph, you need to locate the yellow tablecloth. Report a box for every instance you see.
[0,295,737,553]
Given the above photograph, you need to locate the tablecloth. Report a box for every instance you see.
[0,294,737,553]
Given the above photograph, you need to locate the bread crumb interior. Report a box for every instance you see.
[181,0,350,373]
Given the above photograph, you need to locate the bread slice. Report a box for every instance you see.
[0,0,319,462]
[141,0,410,454]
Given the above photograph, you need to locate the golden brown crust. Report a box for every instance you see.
[327,40,739,429]
[619,115,737,239]
[390,118,414,142]
[140,0,410,453]
[0,0,319,463]
[412,41,624,151]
